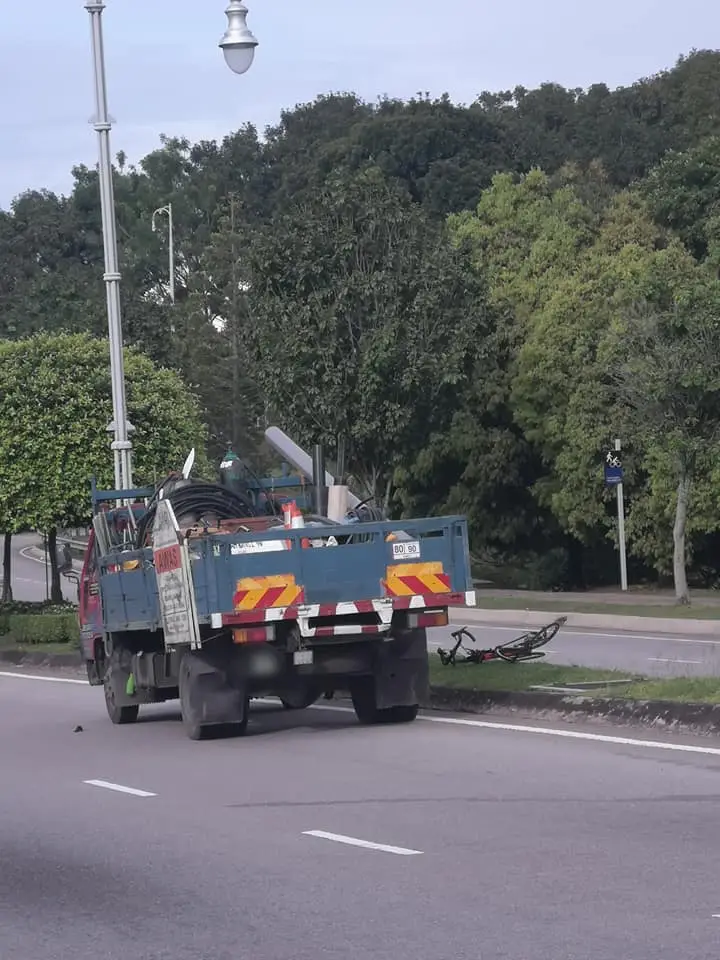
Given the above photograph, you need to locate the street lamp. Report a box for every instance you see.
[151,203,175,305]
[219,2,259,75]
[84,1,258,494]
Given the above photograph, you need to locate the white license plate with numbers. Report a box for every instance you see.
[391,540,421,560]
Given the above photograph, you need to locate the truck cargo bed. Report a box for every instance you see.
[99,516,475,636]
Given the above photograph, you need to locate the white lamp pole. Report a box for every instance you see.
[85,0,133,493]
[85,0,259,493]
[152,203,175,305]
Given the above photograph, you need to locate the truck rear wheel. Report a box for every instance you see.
[280,686,320,711]
[350,678,419,725]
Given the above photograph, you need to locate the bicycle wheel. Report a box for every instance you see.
[529,618,565,646]
[500,617,566,656]
[494,648,546,663]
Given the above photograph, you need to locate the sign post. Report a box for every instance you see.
[152,498,201,650]
[604,439,628,592]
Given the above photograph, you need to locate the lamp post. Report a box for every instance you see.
[151,203,175,305]
[85,0,133,493]
[85,0,259,494]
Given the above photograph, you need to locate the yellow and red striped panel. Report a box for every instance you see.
[233,574,305,611]
[383,562,451,597]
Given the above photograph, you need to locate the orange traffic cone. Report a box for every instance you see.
[284,500,310,548]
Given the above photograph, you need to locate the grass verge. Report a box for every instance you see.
[429,658,632,692]
[593,677,720,704]
[429,657,720,703]
[0,612,79,646]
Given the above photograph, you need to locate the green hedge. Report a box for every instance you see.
[0,612,79,645]
[0,600,76,616]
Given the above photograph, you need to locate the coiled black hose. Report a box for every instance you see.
[134,480,261,547]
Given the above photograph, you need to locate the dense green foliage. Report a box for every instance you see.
[0,332,208,532]
[3,49,720,597]
[0,333,207,599]
[0,612,79,646]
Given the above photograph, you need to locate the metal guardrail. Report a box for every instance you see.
[57,537,89,561]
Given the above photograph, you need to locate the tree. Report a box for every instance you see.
[607,295,720,603]
[216,166,487,503]
[445,167,615,581]
[640,136,720,267]
[0,333,209,602]
[447,165,720,586]
[0,189,106,341]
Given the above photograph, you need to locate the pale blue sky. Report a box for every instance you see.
[0,0,717,207]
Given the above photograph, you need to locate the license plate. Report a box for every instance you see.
[293,650,313,666]
[391,540,421,560]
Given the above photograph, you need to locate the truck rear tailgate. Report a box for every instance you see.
[191,516,475,623]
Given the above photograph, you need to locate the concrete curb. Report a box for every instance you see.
[427,685,720,735]
[450,606,720,636]
[0,649,82,668]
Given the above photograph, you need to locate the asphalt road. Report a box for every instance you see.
[429,621,720,678]
[3,668,720,960]
[6,532,79,604]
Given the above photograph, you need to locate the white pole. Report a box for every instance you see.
[615,438,628,591]
[86,0,133,493]
[167,202,175,305]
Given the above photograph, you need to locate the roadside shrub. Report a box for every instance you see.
[0,613,79,645]
[0,600,77,615]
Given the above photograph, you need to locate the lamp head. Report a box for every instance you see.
[219,2,258,75]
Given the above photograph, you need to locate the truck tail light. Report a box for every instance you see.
[233,626,274,644]
[408,609,448,628]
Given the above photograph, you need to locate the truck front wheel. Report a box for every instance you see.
[103,654,140,725]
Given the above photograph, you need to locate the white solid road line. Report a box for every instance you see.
[0,670,86,684]
[5,672,720,759]
[308,702,720,757]
[19,546,50,567]
[84,779,157,798]
[303,830,422,855]
[648,657,703,664]
[419,714,720,756]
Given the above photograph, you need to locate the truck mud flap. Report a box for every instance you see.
[373,628,429,710]
[178,651,248,740]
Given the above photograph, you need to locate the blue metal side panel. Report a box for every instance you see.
[193,516,473,615]
[99,551,160,632]
[97,516,473,629]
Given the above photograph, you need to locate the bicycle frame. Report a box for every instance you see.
[437,617,567,666]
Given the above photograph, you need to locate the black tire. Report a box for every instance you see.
[103,660,139,725]
[179,658,249,741]
[280,690,320,711]
[494,649,546,664]
[350,679,419,725]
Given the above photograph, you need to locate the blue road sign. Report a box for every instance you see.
[604,450,623,485]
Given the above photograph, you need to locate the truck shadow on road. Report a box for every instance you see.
[132,699,362,740]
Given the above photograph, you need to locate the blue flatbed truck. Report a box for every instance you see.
[78,470,477,740]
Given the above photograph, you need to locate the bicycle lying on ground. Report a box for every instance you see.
[436,616,568,666]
